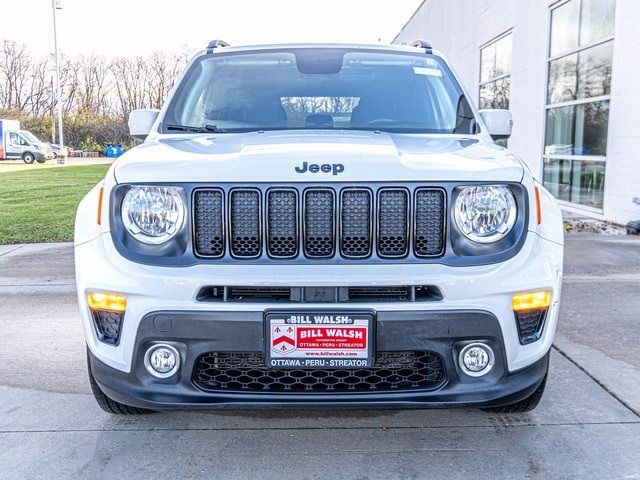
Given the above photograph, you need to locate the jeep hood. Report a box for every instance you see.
[113,130,524,184]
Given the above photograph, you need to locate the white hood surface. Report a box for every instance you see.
[113,130,524,184]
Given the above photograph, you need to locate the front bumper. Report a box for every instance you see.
[88,309,550,410]
[76,230,563,375]
[32,150,54,160]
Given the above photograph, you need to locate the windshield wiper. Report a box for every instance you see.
[165,123,227,133]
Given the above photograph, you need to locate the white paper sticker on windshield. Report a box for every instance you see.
[413,66,443,77]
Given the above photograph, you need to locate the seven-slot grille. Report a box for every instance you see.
[193,186,445,260]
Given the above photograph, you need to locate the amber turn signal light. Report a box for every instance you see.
[97,185,104,225]
[534,186,542,225]
[512,291,551,311]
[88,291,127,313]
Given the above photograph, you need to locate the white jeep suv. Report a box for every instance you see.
[74,40,563,414]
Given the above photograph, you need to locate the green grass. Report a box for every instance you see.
[0,164,110,243]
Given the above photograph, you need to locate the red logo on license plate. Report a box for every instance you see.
[296,326,367,350]
[271,325,296,354]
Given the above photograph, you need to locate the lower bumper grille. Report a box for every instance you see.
[91,310,123,345]
[515,308,548,345]
[192,351,446,393]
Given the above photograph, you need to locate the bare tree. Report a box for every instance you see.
[24,56,51,116]
[0,39,31,110]
[77,54,111,114]
[57,55,81,114]
[0,39,192,147]
[110,56,148,118]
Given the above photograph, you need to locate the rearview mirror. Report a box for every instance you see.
[128,109,160,141]
[479,109,513,141]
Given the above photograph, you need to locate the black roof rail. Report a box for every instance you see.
[206,39,230,53]
[411,40,433,54]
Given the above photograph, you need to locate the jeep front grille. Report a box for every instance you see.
[415,188,446,257]
[377,189,409,257]
[303,189,335,258]
[340,189,372,258]
[230,189,261,258]
[193,189,225,257]
[193,185,445,260]
[267,189,298,258]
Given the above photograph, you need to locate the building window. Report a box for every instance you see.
[479,32,513,110]
[543,0,615,210]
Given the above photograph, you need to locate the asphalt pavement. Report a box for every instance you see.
[0,234,639,479]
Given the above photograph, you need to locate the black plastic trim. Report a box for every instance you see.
[413,187,447,258]
[192,187,226,258]
[265,187,299,259]
[515,308,549,345]
[195,285,444,303]
[339,187,373,259]
[109,182,529,267]
[91,309,124,346]
[87,309,550,410]
[377,187,410,259]
[228,187,263,259]
[302,187,336,259]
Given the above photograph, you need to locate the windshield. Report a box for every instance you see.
[21,131,40,144]
[162,48,477,134]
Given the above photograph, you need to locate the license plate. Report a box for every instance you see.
[265,312,375,369]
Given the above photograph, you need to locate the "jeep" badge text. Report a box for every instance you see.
[295,162,344,175]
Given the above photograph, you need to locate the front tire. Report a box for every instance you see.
[22,152,35,164]
[87,349,155,415]
[482,372,548,413]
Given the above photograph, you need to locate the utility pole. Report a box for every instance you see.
[50,75,55,144]
[52,0,64,164]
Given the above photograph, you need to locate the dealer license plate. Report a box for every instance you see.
[265,312,375,369]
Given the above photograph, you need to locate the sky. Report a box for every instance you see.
[6,0,423,58]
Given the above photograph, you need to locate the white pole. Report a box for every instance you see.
[49,75,55,143]
[52,0,65,164]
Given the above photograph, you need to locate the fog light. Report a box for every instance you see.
[459,343,495,377]
[144,344,180,378]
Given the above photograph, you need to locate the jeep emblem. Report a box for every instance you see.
[295,161,344,175]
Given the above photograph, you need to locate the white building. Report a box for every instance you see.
[395,0,640,225]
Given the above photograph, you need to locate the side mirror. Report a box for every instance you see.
[479,109,513,141]
[128,109,160,141]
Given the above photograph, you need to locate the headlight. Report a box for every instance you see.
[454,185,517,243]
[121,186,185,244]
